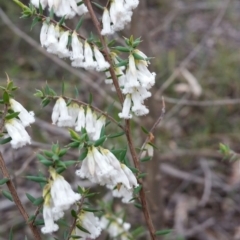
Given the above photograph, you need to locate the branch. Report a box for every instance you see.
[139,97,165,158]
[84,1,156,239]
[0,152,42,240]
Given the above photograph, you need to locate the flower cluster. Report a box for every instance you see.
[31,0,88,19]
[4,98,35,149]
[100,215,131,240]
[76,146,138,203]
[71,211,102,240]
[101,0,139,35]
[40,24,110,71]
[107,50,156,118]
[51,98,106,141]
[41,168,81,234]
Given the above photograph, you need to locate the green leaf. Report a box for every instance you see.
[155,229,172,236]
[138,173,147,179]
[64,160,78,166]
[108,131,125,138]
[74,86,79,98]
[113,46,130,52]
[6,81,13,91]
[38,1,43,14]
[26,176,48,183]
[3,91,9,103]
[0,178,9,185]
[94,136,106,147]
[34,219,44,226]
[133,185,142,194]
[75,15,84,31]
[71,209,77,218]
[115,60,129,67]
[66,141,80,148]
[26,193,36,203]
[34,89,44,98]
[56,167,66,174]
[91,1,104,10]
[140,156,152,162]
[134,203,142,209]
[131,226,145,238]
[33,197,44,206]
[30,16,41,30]
[84,192,99,198]
[59,15,66,26]
[0,137,12,145]
[2,190,13,201]
[59,148,68,157]
[79,149,88,161]
[41,98,50,107]
[49,7,54,19]
[76,224,90,234]
[5,111,20,120]
[69,129,81,140]
[88,92,93,105]
[8,228,13,240]
[82,207,102,212]
[43,150,53,158]
[141,126,149,134]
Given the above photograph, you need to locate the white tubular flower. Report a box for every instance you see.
[146,143,154,157]
[121,164,138,188]
[9,98,35,127]
[59,102,79,127]
[125,55,140,88]
[41,204,59,234]
[75,106,85,132]
[51,97,72,126]
[83,41,97,70]
[57,31,70,58]
[131,90,149,116]
[75,0,88,15]
[92,115,106,141]
[73,211,102,239]
[50,168,81,211]
[100,215,131,239]
[93,46,110,71]
[112,185,133,203]
[71,31,84,62]
[5,119,31,149]
[45,24,60,54]
[118,94,132,119]
[85,106,95,135]
[101,8,114,35]
[76,147,113,184]
[124,0,139,10]
[40,22,49,47]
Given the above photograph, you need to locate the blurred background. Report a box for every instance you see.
[1,0,240,239]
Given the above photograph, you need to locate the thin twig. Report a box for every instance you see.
[0,152,42,240]
[84,1,156,239]
[139,97,166,158]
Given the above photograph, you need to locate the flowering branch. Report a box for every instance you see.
[84,1,156,239]
[0,152,42,240]
[47,95,125,130]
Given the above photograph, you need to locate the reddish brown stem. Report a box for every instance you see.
[84,1,156,239]
[0,152,42,240]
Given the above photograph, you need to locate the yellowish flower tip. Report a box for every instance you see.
[5,72,10,84]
